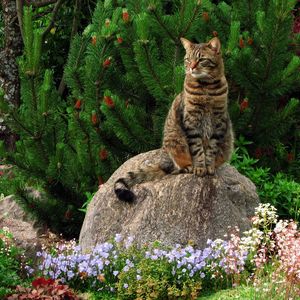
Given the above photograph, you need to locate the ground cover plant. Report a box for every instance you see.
[2,203,299,299]
[0,227,29,298]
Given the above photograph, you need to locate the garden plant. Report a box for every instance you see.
[1,203,300,299]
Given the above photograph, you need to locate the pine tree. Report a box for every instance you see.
[0,7,83,236]
[0,0,299,236]
[64,0,300,175]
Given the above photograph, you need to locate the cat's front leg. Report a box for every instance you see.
[187,135,206,176]
[205,138,217,175]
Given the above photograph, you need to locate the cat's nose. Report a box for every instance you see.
[190,60,198,70]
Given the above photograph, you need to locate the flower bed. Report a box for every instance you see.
[2,203,300,299]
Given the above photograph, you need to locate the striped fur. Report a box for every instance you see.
[114,37,234,202]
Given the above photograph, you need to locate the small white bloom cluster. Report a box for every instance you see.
[252,203,278,227]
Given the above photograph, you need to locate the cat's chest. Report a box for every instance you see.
[182,105,214,138]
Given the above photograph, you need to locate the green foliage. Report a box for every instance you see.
[116,244,202,299]
[0,6,84,237]
[0,228,27,298]
[79,191,95,213]
[232,136,300,222]
[260,173,300,221]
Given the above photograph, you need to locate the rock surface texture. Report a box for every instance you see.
[80,149,259,251]
[0,194,56,258]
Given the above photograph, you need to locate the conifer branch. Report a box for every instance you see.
[11,113,34,137]
[30,78,38,111]
[142,44,168,98]
[75,114,94,166]
[179,3,201,38]
[41,0,64,39]
[95,41,111,114]
[150,10,177,43]
[58,0,82,96]
[62,37,88,96]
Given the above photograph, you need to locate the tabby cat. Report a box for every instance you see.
[114,37,234,202]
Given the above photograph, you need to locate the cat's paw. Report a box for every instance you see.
[182,165,193,173]
[193,166,206,176]
[206,165,215,175]
[171,166,192,175]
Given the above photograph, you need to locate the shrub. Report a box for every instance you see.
[10,203,297,299]
[231,136,300,222]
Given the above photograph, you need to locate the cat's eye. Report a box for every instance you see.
[199,58,209,62]
[199,58,215,67]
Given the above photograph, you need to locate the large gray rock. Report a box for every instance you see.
[0,194,58,258]
[0,195,41,257]
[79,149,259,251]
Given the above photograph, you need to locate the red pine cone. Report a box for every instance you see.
[104,96,115,108]
[239,38,245,48]
[99,149,108,160]
[91,36,97,45]
[247,37,253,45]
[74,99,82,110]
[103,58,111,68]
[117,37,123,44]
[122,10,130,23]
[240,98,249,112]
[91,111,99,125]
[202,12,209,22]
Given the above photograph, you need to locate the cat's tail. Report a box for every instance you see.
[114,164,168,202]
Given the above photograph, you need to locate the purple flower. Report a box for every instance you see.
[67,270,75,279]
[114,233,122,243]
[125,236,134,248]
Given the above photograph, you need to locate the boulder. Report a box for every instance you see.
[0,194,58,258]
[79,149,259,251]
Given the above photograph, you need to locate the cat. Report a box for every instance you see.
[114,37,234,202]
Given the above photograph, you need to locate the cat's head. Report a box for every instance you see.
[180,37,224,82]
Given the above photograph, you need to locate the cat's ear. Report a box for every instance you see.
[207,37,221,54]
[180,37,193,51]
